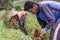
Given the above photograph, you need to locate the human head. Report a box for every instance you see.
[24,1,39,14]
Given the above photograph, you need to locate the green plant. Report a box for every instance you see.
[0,0,13,10]
[15,6,22,11]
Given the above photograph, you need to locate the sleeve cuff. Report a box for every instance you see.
[44,25,49,31]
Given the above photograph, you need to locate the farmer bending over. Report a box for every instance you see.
[9,10,27,35]
[24,1,60,40]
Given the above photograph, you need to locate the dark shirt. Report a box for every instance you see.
[36,4,60,30]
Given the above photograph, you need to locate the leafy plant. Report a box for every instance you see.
[15,6,22,11]
[0,0,13,10]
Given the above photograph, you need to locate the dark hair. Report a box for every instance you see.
[24,1,37,11]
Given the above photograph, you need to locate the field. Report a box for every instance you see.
[0,10,50,40]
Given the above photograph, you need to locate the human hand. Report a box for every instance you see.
[40,28,46,35]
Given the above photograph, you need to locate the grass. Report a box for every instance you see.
[0,10,50,40]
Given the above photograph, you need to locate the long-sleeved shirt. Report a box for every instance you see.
[38,1,60,11]
[36,1,60,30]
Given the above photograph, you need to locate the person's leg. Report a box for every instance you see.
[53,22,60,40]
[50,18,60,40]
[19,15,28,35]
[19,16,25,29]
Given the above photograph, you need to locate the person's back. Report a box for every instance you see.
[37,1,60,22]
[38,1,60,11]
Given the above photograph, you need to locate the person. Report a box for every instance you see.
[9,10,27,35]
[24,1,60,40]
